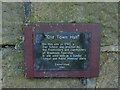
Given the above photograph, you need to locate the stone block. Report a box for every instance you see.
[2,48,118,88]
[2,2,24,44]
[96,53,118,88]
[2,48,84,88]
[31,3,118,46]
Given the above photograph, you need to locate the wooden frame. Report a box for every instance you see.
[24,23,101,78]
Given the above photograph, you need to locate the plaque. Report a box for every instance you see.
[24,23,101,77]
[34,32,91,70]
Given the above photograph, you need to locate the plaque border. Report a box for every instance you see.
[24,23,101,78]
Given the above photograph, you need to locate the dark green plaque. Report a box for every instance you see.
[34,32,91,70]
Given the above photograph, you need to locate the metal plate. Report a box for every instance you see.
[34,32,91,70]
[24,23,101,77]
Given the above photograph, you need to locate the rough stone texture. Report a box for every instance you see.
[31,2,118,46]
[0,2,2,45]
[0,2,2,89]
[101,46,119,52]
[0,49,2,89]
[2,48,118,88]
[96,52,118,88]
[2,48,85,88]
[86,78,96,88]
[1,2,119,88]
[2,2,24,44]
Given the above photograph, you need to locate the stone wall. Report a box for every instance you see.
[2,2,119,88]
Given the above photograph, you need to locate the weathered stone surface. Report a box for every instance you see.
[31,2,118,46]
[96,53,118,88]
[1,2,119,88]
[0,1,2,45]
[86,78,96,88]
[2,2,118,46]
[2,48,85,88]
[0,48,2,89]
[2,48,118,88]
[101,46,119,52]
[2,2,24,44]
[0,1,2,86]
